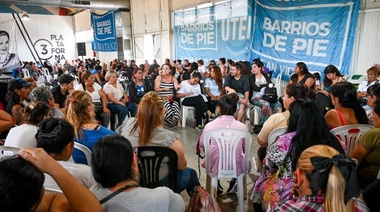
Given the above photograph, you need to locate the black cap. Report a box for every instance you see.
[7,78,32,91]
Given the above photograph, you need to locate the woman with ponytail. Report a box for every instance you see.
[116,91,200,195]
[65,90,114,164]
[273,145,369,212]
[325,81,369,129]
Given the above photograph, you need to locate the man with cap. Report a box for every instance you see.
[50,74,74,112]
[5,78,32,124]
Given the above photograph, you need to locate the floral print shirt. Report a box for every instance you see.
[251,131,296,211]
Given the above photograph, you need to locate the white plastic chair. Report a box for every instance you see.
[203,128,252,212]
[74,142,92,166]
[274,70,283,97]
[44,187,63,194]
[268,127,287,148]
[42,67,49,76]
[0,146,21,158]
[22,68,30,77]
[181,105,196,127]
[330,124,373,155]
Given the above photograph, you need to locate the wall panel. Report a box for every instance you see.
[0,14,75,64]
[352,10,380,74]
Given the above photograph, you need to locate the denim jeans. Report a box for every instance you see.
[107,103,128,126]
[126,102,137,117]
[160,167,200,195]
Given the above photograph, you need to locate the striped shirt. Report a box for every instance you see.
[157,77,175,97]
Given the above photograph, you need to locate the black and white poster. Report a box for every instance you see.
[0,20,20,69]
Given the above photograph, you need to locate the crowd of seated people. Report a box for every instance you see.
[1,57,380,211]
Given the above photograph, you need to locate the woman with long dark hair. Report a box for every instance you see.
[252,99,344,211]
[315,65,345,113]
[325,81,369,129]
[288,62,315,90]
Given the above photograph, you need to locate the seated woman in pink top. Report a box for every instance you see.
[325,82,368,129]
[199,93,250,195]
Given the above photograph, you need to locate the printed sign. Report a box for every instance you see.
[174,0,360,81]
[34,35,67,61]
[0,20,20,68]
[174,0,252,64]
[251,0,360,80]
[91,11,117,52]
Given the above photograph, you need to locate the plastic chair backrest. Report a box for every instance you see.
[268,127,287,148]
[45,187,63,194]
[330,124,373,155]
[74,142,92,166]
[137,146,178,192]
[0,146,21,159]
[22,69,30,77]
[274,70,283,97]
[42,67,50,76]
[203,128,252,178]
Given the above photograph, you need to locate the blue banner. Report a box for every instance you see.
[251,0,360,81]
[173,0,360,81]
[91,11,117,52]
[174,0,252,64]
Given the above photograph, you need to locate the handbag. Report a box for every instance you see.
[261,83,278,103]
[82,83,104,113]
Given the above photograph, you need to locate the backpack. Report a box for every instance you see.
[261,84,278,103]
[188,186,221,212]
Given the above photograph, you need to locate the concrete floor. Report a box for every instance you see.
[167,118,260,212]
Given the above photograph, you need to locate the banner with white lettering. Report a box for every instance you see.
[173,0,359,81]
[174,0,252,64]
[251,0,360,80]
[0,20,20,69]
[91,11,117,52]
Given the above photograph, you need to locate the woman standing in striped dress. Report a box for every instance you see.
[154,63,181,126]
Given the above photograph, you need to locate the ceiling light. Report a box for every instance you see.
[21,11,30,20]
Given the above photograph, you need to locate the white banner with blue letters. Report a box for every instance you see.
[173,0,360,81]
[91,11,117,52]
